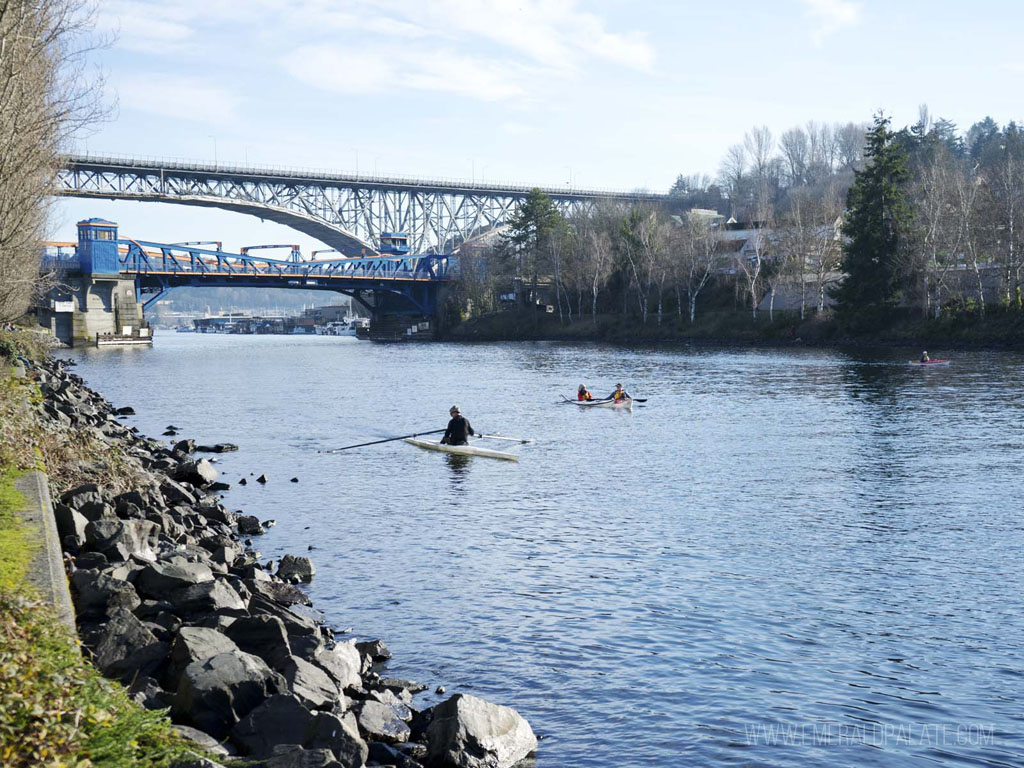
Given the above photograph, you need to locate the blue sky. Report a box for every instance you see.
[53,0,1024,252]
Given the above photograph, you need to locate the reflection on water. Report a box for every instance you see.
[444,453,472,488]
[64,336,1024,768]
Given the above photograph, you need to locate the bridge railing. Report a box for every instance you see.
[41,243,80,272]
[118,240,456,282]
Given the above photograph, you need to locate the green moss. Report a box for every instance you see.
[0,468,33,592]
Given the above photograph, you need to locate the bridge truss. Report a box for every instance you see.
[55,155,666,256]
[45,239,456,316]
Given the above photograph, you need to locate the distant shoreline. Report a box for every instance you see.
[442,309,1024,352]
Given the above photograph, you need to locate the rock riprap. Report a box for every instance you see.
[24,355,537,767]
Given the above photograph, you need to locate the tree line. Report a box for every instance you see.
[459,109,1024,334]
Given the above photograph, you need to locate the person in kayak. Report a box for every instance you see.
[440,405,477,446]
[577,384,594,401]
[920,351,930,362]
[608,383,631,401]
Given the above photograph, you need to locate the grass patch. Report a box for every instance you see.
[0,592,201,767]
[0,332,212,766]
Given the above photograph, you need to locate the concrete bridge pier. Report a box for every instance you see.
[38,219,147,346]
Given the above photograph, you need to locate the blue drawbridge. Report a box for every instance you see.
[47,220,458,320]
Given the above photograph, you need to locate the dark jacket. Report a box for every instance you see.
[441,415,474,445]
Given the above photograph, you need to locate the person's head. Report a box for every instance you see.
[615,383,622,390]
[923,351,928,355]
[578,384,586,392]
[450,405,460,417]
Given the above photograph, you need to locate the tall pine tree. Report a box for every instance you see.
[833,113,913,326]
[500,188,563,307]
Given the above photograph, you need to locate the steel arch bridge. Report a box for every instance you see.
[55,154,667,256]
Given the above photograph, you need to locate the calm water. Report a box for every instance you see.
[63,334,1024,767]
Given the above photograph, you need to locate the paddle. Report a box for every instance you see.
[320,428,445,454]
[474,434,531,443]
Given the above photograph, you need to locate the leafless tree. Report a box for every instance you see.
[835,122,867,171]
[718,143,749,219]
[952,162,986,315]
[780,127,809,187]
[618,204,671,325]
[0,0,109,321]
[987,140,1024,306]
[776,184,843,319]
[676,213,722,324]
[910,146,960,317]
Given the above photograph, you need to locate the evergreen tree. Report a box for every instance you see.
[500,188,563,307]
[832,114,913,324]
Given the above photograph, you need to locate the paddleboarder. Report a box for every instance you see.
[440,405,477,446]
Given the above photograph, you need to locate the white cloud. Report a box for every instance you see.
[99,1,197,54]
[371,0,656,73]
[279,1,654,101]
[283,45,527,102]
[801,0,862,46]
[118,74,242,125]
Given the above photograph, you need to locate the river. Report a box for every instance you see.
[61,333,1024,767]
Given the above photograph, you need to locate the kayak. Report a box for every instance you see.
[404,438,519,461]
[566,396,633,410]
[909,359,950,366]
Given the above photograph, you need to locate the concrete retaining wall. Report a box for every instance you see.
[15,470,76,631]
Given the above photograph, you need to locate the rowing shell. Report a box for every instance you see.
[566,397,633,410]
[404,438,519,461]
[909,359,950,366]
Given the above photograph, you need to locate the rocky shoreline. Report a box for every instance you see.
[28,353,538,768]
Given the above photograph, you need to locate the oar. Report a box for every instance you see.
[320,429,445,454]
[474,434,531,443]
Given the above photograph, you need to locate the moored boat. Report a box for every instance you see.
[404,437,520,461]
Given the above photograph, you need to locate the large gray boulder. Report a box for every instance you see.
[160,477,199,505]
[230,694,311,757]
[224,615,293,669]
[173,651,285,738]
[304,711,367,767]
[168,626,241,685]
[168,579,246,615]
[425,694,537,768]
[60,483,104,510]
[246,578,312,607]
[175,458,219,487]
[90,608,159,675]
[54,503,90,546]
[136,560,215,598]
[276,554,315,583]
[356,700,410,745]
[231,695,367,766]
[278,656,340,709]
[314,641,362,691]
[70,569,140,618]
[84,519,160,561]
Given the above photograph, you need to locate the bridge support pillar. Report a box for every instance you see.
[38,276,145,347]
